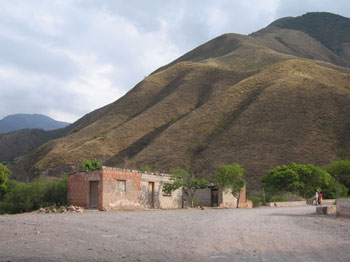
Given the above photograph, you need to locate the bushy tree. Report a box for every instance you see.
[324,159,350,194]
[261,163,347,199]
[84,159,102,171]
[163,168,208,207]
[0,163,11,201]
[213,163,246,208]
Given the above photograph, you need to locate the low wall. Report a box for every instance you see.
[337,198,350,218]
[267,199,336,207]
[322,199,336,205]
[316,206,336,215]
[267,201,306,207]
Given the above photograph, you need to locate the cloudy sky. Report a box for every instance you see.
[0,0,349,123]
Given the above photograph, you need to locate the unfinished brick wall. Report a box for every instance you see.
[68,166,249,210]
[67,170,103,208]
[102,168,142,209]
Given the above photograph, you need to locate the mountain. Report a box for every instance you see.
[7,12,350,190]
[0,107,107,164]
[0,114,70,133]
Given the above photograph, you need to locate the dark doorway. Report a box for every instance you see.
[211,189,219,207]
[148,182,154,208]
[90,181,99,208]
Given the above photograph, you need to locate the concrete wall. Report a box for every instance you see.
[219,186,247,208]
[337,198,350,218]
[183,189,212,207]
[267,199,336,207]
[183,186,249,208]
[67,169,103,208]
[220,190,238,208]
[140,173,182,209]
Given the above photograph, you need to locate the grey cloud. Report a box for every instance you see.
[0,0,349,122]
[0,36,78,78]
[275,0,350,20]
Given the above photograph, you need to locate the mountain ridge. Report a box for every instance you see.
[5,12,350,191]
[0,114,70,134]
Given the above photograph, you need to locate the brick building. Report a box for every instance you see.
[67,166,250,210]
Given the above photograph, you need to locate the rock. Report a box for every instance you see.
[58,206,67,213]
[39,208,46,213]
[76,207,84,213]
[99,207,107,212]
[67,205,76,211]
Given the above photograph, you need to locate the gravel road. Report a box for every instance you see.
[0,206,349,262]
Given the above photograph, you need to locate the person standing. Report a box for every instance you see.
[315,189,319,206]
[319,192,323,205]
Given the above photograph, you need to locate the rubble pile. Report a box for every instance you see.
[38,205,84,214]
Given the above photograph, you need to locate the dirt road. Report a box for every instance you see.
[0,206,349,261]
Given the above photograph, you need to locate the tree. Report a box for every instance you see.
[84,159,102,171]
[261,163,348,199]
[213,163,246,208]
[163,168,208,207]
[0,163,11,201]
[260,164,302,195]
[324,159,350,195]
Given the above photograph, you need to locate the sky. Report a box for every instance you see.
[0,0,349,123]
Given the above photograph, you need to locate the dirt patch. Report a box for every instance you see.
[0,206,349,261]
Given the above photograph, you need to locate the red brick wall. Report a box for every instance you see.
[102,168,142,209]
[238,185,247,208]
[67,170,103,208]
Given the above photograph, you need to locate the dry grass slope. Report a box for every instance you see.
[9,13,350,191]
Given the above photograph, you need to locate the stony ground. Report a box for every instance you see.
[0,206,349,262]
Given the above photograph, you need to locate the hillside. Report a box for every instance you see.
[8,12,350,190]
[0,114,70,133]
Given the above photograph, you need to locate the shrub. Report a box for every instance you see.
[194,142,208,154]
[324,159,350,194]
[0,163,11,201]
[262,163,347,199]
[268,196,287,202]
[170,117,178,123]
[140,165,152,173]
[248,194,264,208]
[84,159,102,171]
[0,176,67,214]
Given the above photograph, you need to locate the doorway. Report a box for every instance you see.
[148,182,154,208]
[90,181,99,208]
[211,189,219,207]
